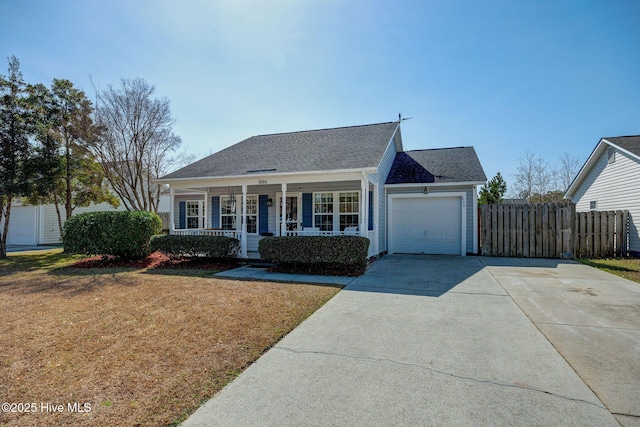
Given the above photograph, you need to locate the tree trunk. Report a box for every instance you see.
[0,195,13,259]
[53,192,64,240]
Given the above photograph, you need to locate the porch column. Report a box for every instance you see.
[241,184,247,258]
[373,182,379,255]
[360,174,368,237]
[281,183,287,236]
[204,189,209,229]
[169,188,175,233]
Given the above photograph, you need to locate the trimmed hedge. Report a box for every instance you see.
[150,235,240,259]
[258,236,369,268]
[62,211,162,259]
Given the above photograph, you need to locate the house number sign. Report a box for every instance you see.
[258,179,268,185]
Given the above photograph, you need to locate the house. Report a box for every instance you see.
[565,135,640,255]
[156,121,486,259]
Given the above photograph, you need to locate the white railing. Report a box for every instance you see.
[172,229,240,239]
[284,230,359,237]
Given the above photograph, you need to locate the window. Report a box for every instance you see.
[186,201,202,229]
[339,192,359,231]
[245,195,258,234]
[314,193,334,231]
[590,200,597,210]
[313,191,361,232]
[608,147,616,164]
[220,195,258,233]
[221,196,237,230]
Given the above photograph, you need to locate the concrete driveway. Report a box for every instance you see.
[182,255,638,426]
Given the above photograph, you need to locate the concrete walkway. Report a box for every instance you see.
[182,255,632,426]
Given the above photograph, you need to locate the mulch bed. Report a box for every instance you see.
[69,251,239,270]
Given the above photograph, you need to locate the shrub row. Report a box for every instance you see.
[258,236,369,268]
[63,211,162,260]
[150,235,240,259]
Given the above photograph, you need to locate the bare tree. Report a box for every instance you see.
[558,152,582,192]
[92,78,181,212]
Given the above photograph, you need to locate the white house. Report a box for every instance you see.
[2,193,172,246]
[565,135,640,255]
[156,121,487,259]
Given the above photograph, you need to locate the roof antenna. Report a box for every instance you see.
[398,112,412,122]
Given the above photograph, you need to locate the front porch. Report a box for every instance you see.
[167,174,379,259]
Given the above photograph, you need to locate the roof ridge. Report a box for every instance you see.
[255,121,397,138]
[406,146,469,152]
[604,135,640,139]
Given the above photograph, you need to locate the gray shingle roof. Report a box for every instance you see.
[386,147,486,184]
[161,122,399,180]
[604,135,640,158]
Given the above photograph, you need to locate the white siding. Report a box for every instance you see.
[386,185,476,254]
[41,202,125,244]
[571,147,640,252]
[371,137,399,254]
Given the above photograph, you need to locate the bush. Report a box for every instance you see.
[150,235,240,259]
[258,236,369,270]
[63,211,162,259]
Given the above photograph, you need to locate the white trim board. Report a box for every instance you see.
[387,192,467,256]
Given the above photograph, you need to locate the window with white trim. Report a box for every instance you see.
[313,191,361,232]
[339,192,359,231]
[220,196,237,230]
[314,193,334,231]
[245,195,258,234]
[220,195,258,233]
[590,200,597,210]
[186,201,203,229]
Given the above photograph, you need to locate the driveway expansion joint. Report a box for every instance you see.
[534,321,640,332]
[274,345,608,411]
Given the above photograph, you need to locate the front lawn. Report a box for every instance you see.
[578,257,640,284]
[0,250,340,426]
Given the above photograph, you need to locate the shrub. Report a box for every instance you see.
[258,236,369,270]
[63,211,162,259]
[150,235,240,259]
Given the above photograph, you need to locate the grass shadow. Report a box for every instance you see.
[0,249,83,275]
[577,259,639,273]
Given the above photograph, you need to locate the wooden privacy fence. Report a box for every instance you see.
[157,212,170,230]
[480,203,629,259]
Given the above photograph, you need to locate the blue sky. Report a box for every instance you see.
[2,0,638,193]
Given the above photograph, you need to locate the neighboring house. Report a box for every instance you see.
[0,199,125,245]
[1,193,172,246]
[157,121,486,258]
[565,135,640,255]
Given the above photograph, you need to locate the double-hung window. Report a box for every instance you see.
[220,195,258,233]
[313,191,360,232]
[245,195,258,234]
[186,201,203,229]
[314,193,334,231]
[339,192,359,231]
[220,196,237,230]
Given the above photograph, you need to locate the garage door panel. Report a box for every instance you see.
[5,206,37,245]
[392,196,461,255]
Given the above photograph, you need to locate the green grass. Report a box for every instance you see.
[0,248,83,273]
[578,258,640,284]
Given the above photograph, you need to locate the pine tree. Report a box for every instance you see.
[478,172,507,205]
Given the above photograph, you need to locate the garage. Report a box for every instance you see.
[391,196,462,255]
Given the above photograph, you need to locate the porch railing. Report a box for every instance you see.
[283,230,359,237]
[172,229,240,239]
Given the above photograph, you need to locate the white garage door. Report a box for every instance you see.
[5,206,37,245]
[392,196,462,255]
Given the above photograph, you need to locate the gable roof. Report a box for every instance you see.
[386,147,486,184]
[565,135,640,198]
[160,122,399,180]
